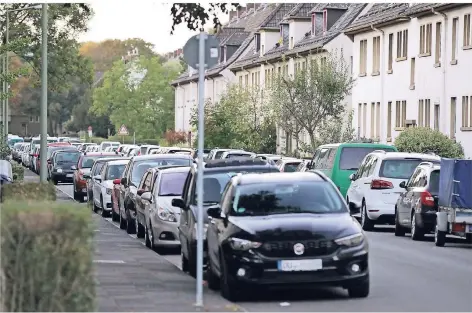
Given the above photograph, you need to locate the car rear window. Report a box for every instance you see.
[106,164,126,180]
[101,143,111,149]
[214,151,226,159]
[428,170,440,193]
[80,155,117,168]
[140,147,147,154]
[131,158,192,185]
[284,162,301,172]
[226,153,252,159]
[55,151,80,163]
[379,159,439,179]
[158,171,189,196]
[339,147,396,170]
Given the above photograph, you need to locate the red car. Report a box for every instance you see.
[72,152,119,202]
[111,178,122,222]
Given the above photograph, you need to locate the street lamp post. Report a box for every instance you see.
[39,4,48,182]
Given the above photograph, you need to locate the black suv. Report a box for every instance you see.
[172,158,279,278]
[204,171,369,301]
[395,162,440,240]
[49,150,81,185]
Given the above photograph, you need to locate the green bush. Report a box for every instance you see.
[11,162,24,182]
[394,127,464,158]
[1,201,95,311]
[1,182,56,202]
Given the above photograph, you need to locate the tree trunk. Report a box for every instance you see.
[308,131,317,153]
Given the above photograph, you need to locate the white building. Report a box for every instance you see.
[171,4,279,134]
[230,3,368,155]
[344,3,472,158]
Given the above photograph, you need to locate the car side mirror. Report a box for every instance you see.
[171,198,185,209]
[71,165,77,170]
[399,181,407,189]
[120,177,127,185]
[137,189,145,196]
[113,178,121,185]
[349,173,357,181]
[141,191,152,202]
[206,205,222,219]
[93,175,101,182]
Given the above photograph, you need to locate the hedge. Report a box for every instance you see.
[1,182,56,202]
[394,127,464,158]
[11,162,24,181]
[1,201,95,311]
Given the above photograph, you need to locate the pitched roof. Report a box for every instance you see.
[402,3,468,17]
[281,3,318,23]
[222,31,250,46]
[261,3,298,29]
[343,3,409,34]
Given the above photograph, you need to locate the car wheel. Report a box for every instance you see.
[145,222,152,248]
[100,196,109,218]
[126,210,136,234]
[119,210,126,230]
[360,201,374,231]
[348,277,370,298]
[206,247,219,290]
[111,208,118,222]
[92,196,99,213]
[220,252,242,301]
[411,212,424,241]
[135,215,145,238]
[434,223,446,247]
[52,178,58,185]
[181,250,189,273]
[394,208,406,237]
[188,250,197,278]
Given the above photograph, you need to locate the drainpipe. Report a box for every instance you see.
[371,24,385,142]
[432,8,447,134]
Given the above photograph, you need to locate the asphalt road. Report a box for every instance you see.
[56,182,472,312]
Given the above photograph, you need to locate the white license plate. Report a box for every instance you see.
[66,174,73,178]
[277,259,322,272]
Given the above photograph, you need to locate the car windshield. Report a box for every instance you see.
[284,162,301,172]
[106,164,126,180]
[92,162,107,175]
[55,151,80,164]
[47,147,76,159]
[102,143,111,149]
[214,151,226,159]
[339,147,396,170]
[227,153,252,159]
[379,159,439,179]
[429,170,440,193]
[131,158,192,185]
[195,168,280,204]
[158,171,189,196]
[80,155,116,168]
[230,181,347,216]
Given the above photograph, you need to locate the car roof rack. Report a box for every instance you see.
[204,158,268,168]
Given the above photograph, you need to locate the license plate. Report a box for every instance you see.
[66,174,73,178]
[277,259,322,271]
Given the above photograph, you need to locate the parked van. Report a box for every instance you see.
[306,142,397,197]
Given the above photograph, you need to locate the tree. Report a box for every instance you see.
[394,127,464,158]
[170,3,241,33]
[191,84,276,153]
[270,51,355,150]
[90,56,182,139]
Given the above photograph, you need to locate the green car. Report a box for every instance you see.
[306,142,397,198]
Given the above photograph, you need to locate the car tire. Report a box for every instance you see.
[101,196,109,218]
[135,215,145,238]
[206,247,219,290]
[220,252,242,301]
[52,178,58,185]
[181,250,189,273]
[360,201,374,231]
[126,210,136,234]
[411,212,424,241]
[394,207,406,237]
[112,209,118,222]
[93,196,99,213]
[188,250,197,278]
[348,277,370,298]
[145,223,152,248]
[119,210,126,230]
[434,223,446,247]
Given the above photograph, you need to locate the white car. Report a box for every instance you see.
[220,149,256,159]
[99,141,120,152]
[346,151,440,231]
[92,159,129,217]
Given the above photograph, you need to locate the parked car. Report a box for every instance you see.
[135,165,191,251]
[204,171,369,301]
[346,151,440,231]
[116,154,194,234]
[99,141,120,152]
[171,158,279,278]
[395,162,441,240]
[72,152,120,202]
[49,150,82,185]
[276,157,303,172]
[306,142,398,197]
[91,159,129,217]
[207,148,231,160]
[46,145,77,176]
[78,143,95,152]
[220,150,256,159]
[137,144,160,156]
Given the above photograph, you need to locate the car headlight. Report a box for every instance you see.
[56,168,62,173]
[335,233,364,247]
[229,238,261,251]
[106,188,112,195]
[157,207,177,222]
[192,223,208,240]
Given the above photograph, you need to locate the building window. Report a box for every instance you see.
[396,100,407,128]
[387,101,392,138]
[435,22,442,65]
[35,116,40,123]
[239,76,243,86]
[372,36,380,74]
[255,33,261,52]
[434,103,440,130]
[363,103,367,137]
[251,72,255,85]
[451,97,457,138]
[261,44,265,54]
[311,13,315,35]
[370,102,375,139]
[425,99,431,128]
[462,96,471,127]
[320,57,327,67]
[323,10,328,32]
[418,99,424,126]
[29,116,34,122]
[410,57,415,89]
[420,23,432,55]
[396,29,408,59]
[245,74,248,86]
[464,14,471,47]
[290,37,294,49]
[376,102,380,139]
[359,39,367,76]
[358,103,362,137]
[388,33,393,72]
[452,17,459,62]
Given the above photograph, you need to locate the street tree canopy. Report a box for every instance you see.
[90,56,182,139]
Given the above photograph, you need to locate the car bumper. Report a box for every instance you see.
[51,172,74,181]
[366,201,395,223]
[223,244,368,287]
[415,211,436,231]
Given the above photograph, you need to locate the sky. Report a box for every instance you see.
[78,1,231,54]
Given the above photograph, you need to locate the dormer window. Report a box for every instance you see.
[311,13,315,35]
[255,33,261,53]
[323,9,328,33]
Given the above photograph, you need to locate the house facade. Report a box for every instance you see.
[344,3,472,158]
[230,3,368,155]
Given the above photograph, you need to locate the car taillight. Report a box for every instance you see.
[420,191,435,206]
[370,179,393,189]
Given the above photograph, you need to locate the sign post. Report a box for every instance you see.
[118,124,129,144]
[182,32,219,308]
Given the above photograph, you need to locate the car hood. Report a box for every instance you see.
[156,196,182,215]
[228,213,360,241]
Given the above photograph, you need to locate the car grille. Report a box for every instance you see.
[259,239,337,258]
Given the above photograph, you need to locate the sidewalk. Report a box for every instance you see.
[23,168,70,201]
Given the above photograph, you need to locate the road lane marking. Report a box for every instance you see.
[94,260,125,264]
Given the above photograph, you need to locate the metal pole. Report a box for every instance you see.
[133,132,135,145]
[5,11,9,137]
[2,54,5,141]
[39,4,48,182]
[195,31,206,308]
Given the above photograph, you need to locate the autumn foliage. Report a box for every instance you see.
[164,130,188,145]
